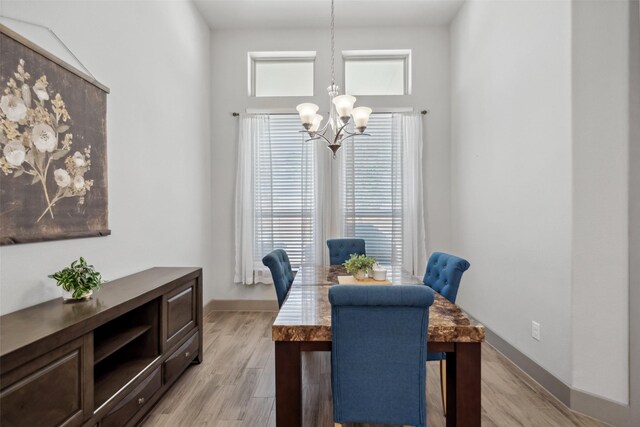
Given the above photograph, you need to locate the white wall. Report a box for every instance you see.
[451,0,573,384]
[571,0,630,405]
[629,1,640,422]
[0,0,213,314]
[451,0,631,405]
[209,25,451,301]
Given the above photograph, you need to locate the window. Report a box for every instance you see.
[343,50,411,96]
[253,114,317,269]
[236,111,425,284]
[249,52,315,97]
[342,114,402,265]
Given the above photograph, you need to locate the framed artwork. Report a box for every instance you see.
[0,24,110,245]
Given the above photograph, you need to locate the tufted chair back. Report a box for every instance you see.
[423,252,470,303]
[327,238,366,265]
[329,285,434,427]
[262,249,294,308]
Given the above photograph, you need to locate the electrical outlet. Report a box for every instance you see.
[532,321,541,341]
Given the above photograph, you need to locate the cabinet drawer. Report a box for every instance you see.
[163,280,196,349]
[164,332,199,384]
[101,367,161,427]
[0,336,91,427]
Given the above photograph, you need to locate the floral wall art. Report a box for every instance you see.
[0,25,109,245]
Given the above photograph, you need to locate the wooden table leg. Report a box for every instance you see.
[275,341,302,427]
[445,342,481,427]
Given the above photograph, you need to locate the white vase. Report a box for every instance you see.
[372,268,387,281]
[62,289,93,302]
[354,270,368,280]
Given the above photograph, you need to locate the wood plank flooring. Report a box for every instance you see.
[142,311,607,427]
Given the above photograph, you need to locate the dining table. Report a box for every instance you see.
[271,264,485,427]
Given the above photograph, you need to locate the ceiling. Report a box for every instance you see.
[193,0,465,30]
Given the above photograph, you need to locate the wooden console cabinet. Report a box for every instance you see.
[0,267,203,427]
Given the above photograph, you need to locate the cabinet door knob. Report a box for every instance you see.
[185,351,190,358]
[138,397,145,405]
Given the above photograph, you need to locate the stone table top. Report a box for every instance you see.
[272,265,485,343]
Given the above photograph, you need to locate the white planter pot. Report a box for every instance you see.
[372,268,387,281]
[353,270,368,280]
[62,289,93,302]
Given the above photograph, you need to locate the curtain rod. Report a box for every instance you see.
[232,110,429,117]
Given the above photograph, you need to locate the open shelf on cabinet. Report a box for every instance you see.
[94,325,152,364]
[92,299,159,409]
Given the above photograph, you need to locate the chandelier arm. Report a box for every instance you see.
[318,119,331,135]
[333,120,352,143]
[339,132,370,143]
[306,133,333,145]
[341,128,360,136]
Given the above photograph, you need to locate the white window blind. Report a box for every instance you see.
[253,114,317,269]
[342,113,403,266]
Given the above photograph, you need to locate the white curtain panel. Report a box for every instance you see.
[235,114,322,285]
[395,112,428,276]
[234,114,270,285]
[298,127,322,270]
[337,112,426,271]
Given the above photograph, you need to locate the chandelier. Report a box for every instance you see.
[295,0,372,158]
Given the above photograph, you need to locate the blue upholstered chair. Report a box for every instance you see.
[423,251,470,416]
[329,285,435,427]
[327,238,366,265]
[261,249,295,308]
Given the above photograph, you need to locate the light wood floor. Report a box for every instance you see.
[142,311,607,427]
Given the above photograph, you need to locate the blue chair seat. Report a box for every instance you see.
[428,352,446,361]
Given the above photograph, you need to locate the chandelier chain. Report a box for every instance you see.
[330,0,335,85]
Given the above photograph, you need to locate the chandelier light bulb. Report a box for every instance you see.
[296,103,319,129]
[351,107,372,132]
[309,114,323,133]
[332,95,356,122]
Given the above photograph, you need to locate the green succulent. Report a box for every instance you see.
[49,257,102,300]
[342,254,377,276]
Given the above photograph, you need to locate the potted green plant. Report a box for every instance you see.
[343,254,377,280]
[49,257,103,301]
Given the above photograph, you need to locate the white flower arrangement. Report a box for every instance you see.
[32,123,56,153]
[0,59,94,222]
[33,79,49,101]
[3,140,26,166]
[0,94,27,122]
[54,168,71,188]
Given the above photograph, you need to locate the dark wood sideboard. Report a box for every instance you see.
[0,267,203,427]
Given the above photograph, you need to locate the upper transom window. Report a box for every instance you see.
[343,50,411,96]
[249,51,315,97]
